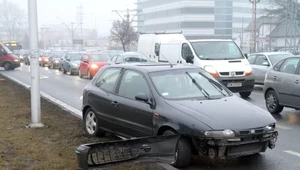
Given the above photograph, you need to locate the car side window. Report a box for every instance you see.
[116,55,123,64]
[181,43,193,60]
[118,70,150,100]
[81,55,88,61]
[247,55,256,64]
[273,59,285,71]
[95,68,122,93]
[254,55,268,66]
[279,58,300,74]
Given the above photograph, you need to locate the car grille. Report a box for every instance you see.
[237,127,266,136]
[219,71,244,77]
[227,142,262,156]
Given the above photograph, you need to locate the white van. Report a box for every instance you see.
[137,33,255,98]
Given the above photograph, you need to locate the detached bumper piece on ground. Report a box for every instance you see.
[76,135,181,170]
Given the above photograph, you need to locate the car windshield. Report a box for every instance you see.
[268,54,294,65]
[191,41,244,60]
[123,54,150,63]
[149,69,230,100]
[52,52,65,58]
[90,54,110,62]
[70,53,82,61]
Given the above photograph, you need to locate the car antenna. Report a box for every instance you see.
[159,52,173,68]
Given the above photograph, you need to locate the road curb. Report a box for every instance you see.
[1,73,82,120]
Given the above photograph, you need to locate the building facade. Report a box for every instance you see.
[137,0,269,40]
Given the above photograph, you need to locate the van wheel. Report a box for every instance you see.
[3,62,11,71]
[163,130,191,168]
[239,91,251,98]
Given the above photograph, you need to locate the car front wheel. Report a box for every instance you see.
[239,91,251,98]
[84,108,105,137]
[163,130,191,168]
[266,90,283,114]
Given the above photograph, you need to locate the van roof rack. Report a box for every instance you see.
[139,31,183,35]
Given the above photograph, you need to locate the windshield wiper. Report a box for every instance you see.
[198,72,227,96]
[186,72,210,99]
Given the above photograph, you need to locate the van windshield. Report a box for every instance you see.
[2,44,12,54]
[191,41,244,60]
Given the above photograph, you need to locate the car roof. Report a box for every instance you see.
[250,52,293,56]
[189,39,233,43]
[105,63,200,73]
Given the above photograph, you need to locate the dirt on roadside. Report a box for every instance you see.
[0,74,166,170]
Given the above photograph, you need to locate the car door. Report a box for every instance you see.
[290,60,300,107]
[253,54,270,84]
[113,69,154,137]
[90,68,123,132]
[273,58,300,106]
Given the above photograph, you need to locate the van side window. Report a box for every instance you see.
[0,48,5,56]
[154,43,160,56]
[181,43,193,60]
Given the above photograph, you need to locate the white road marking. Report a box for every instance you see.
[276,124,292,130]
[284,150,300,158]
[1,73,82,119]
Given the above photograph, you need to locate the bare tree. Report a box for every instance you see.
[110,20,137,52]
[0,0,27,41]
[264,0,300,21]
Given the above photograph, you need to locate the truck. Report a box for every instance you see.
[137,33,254,98]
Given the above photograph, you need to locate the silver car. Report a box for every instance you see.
[263,56,300,114]
[248,52,294,84]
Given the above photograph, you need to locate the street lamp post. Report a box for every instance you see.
[249,0,260,53]
[27,0,44,128]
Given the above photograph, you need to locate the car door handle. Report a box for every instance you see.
[111,101,119,107]
[273,76,277,80]
[295,80,299,84]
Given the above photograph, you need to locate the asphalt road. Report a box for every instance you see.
[1,64,300,170]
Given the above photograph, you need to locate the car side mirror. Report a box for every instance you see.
[244,53,248,59]
[66,58,70,61]
[262,61,270,66]
[186,55,194,64]
[135,93,149,103]
[83,59,89,63]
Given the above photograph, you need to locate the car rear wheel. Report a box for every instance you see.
[163,130,191,168]
[239,91,251,98]
[3,62,11,71]
[266,90,283,114]
[84,108,105,137]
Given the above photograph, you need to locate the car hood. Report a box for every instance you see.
[90,61,107,67]
[165,96,276,130]
[199,59,249,72]
[71,60,80,65]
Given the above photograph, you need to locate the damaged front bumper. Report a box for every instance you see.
[76,135,181,170]
[194,131,278,159]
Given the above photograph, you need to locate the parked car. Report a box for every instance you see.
[248,52,294,85]
[61,52,82,75]
[48,51,67,69]
[107,52,151,65]
[39,51,51,67]
[79,52,110,79]
[82,63,278,168]
[264,56,300,114]
[0,42,20,70]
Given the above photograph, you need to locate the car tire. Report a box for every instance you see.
[69,67,73,75]
[266,90,283,114]
[239,91,251,98]
[3,62,11,71]
[84,108,105,137]
[163,130,192,168]
[88,69,92,79]
[63,68,66,74]
[48,63,51,68]
[79,68,83,78]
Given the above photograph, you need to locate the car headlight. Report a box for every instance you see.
[39,58,41,61]
[204,129,235,138]
[265,124,276,131]
[204,65,219,77]
[91,64,99,69]
[45,58,49,62]
[245,64,252,76]
[14,59,19,62]
[72,63,78,67]
[55,60,59,63]
[20,56,23,59]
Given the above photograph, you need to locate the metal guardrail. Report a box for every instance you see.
[76,135,181,170]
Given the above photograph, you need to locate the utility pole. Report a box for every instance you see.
[112,8,141,24]
[59,21,81,50]
[241,17,244,50]
[249,0,260,53]
[27,0,44,128]
[39,27,48,50]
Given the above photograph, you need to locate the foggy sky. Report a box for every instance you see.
[13,0,136,36]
